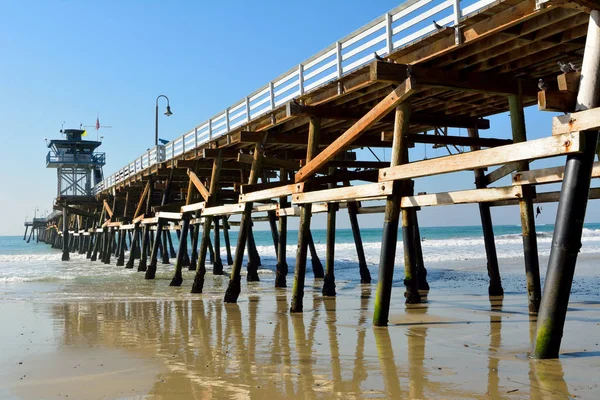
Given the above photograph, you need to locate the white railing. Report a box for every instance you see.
[94,0,498,194]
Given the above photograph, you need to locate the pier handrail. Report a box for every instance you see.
[94,0,498,195]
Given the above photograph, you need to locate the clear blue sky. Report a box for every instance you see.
[0,0,595,235]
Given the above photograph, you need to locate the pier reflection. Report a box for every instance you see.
[45,289,575,399]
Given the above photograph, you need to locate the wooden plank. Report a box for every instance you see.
[141,217,159,225]
[379,132,583,183]
[513,161,600,185]
[106,221,122,227]
[293,182,393,204]
[490,187,600,207]
[253,203,279,212]
[181,202,205,213]
[119,224,135,230]
[484,163,518,185]
[277,206,300,217]
[237,153,300,170]
[552,108,600,135]
[295,78,416,183]
[239,183,304,203]
[132,214,145,224]
[401,187,523,208]
[187,169,210,202]
[241,180,293,194]
[202,203,244,217]
[538,90,577,112]
[356,205,386,214]
[370,61,538,97]
[155,211,183,220]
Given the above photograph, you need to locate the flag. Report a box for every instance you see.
[81,130,87,137]
[95,115,100,131]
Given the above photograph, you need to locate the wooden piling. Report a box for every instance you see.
[161,230,170,264]
[170,178,198,286]
[373,102,411,326]
[276,169,289,288]
[534,10,600,359]
[246,223,261,281]
[468,127,504,296]
[222,215,234,266]
[268,209,279,256]
[224,143,263,302]
[125,223,140,268]
[345,183,372,283]
[413,214,429,292]
[307,230,324,279]
[61,206,69,261]
[290,117,320,313]
[166,230,176,258]
[189,223,199,270]
[191,151,223,291]
[323,172,337,296]
[402,197,421,304]
[508,94,541,312]
[23,225,28,241]
[213,217,223,275]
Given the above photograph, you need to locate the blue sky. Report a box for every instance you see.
[0,1,594,235]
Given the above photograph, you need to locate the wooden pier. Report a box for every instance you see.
[36,0,600,359]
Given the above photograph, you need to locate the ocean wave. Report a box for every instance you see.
[0,253,63,262]
[0,275,76,283]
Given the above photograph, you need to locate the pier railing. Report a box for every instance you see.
[93,0,498,195]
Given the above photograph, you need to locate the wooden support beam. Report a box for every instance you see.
[386,133,513,148]
[327,160,391,169]
[103,199,114,219]
[237,153,300,170]
[152,201,186,213]
[513,161,600,185]
[538,90,577,112]
[293,182,392,204]
[379,132,584,183]
[239,183,304,203]
[296,78,416,183]
[370,61,538,97]
[202,149,241,159]
[484,163,518,185]
[187,169,210,202]
[558,71,581,92]
[286,102,490,129]
[133,180,151,218]
[552,108,600,135]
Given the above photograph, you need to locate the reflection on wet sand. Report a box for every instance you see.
[45,289,587,399]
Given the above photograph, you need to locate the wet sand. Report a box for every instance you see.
[0,274,599,400]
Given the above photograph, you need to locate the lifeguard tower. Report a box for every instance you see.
[46,129,105,260]
[46,129,105,199]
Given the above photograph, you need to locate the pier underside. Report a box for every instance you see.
[40,0,600,359]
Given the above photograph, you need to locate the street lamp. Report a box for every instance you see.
[155,95,173,146]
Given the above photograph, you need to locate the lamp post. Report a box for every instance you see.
[155,95,173,146]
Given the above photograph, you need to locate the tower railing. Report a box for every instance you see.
[93,0,498,195]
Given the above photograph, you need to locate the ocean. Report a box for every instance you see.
[2,224,600,303]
